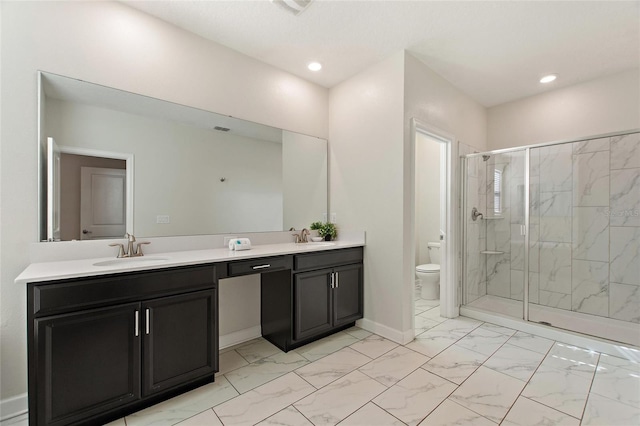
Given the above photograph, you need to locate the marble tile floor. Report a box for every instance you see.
[3,301,638,426]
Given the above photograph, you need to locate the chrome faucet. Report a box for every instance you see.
[109,233,150,258]
[291,228,310,244]
[126,233,136,257]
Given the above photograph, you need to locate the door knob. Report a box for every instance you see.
[82,229,92,234]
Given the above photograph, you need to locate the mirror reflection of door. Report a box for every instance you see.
[56,152,127,240]
[80,167,126,240]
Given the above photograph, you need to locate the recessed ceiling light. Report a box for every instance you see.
[308,62,322,72]
[540,74,557,84]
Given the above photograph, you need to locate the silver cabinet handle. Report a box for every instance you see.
[330,272,334,288]
[336,271,339,288]
[252,264,271,270]
[145,308,150,335]
[135,310,139,337]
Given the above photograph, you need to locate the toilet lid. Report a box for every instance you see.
[416,264,439,273]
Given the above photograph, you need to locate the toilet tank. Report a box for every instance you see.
[427,242,441,264]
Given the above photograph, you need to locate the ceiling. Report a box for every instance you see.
[122,0,640,107]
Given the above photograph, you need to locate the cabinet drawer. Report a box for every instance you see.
[31,264,216,317]
[294,247,363,272]
[227,255,293,277]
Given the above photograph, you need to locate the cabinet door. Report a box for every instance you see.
[333,263,364,327]
[293,269,333,341]
[143,289,216,396]
[35,303,141,426]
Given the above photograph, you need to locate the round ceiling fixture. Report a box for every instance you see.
[539,74,557,83]
[308,62,322,72]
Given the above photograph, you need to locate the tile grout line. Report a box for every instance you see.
[497,338,586,422]
[290,404,314,426]
[329,377,394,426]
[414,314,616,423]
[578,352,602,420]
[368,400,410,426]
[213,332,376,424]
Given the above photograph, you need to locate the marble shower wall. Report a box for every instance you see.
[529,132,640,324]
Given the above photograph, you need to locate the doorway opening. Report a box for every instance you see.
[411,120,456,337]
[46,138,133,241]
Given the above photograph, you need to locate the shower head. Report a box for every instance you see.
[482,155,491,161]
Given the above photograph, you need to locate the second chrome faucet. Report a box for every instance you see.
[109,233,150,258]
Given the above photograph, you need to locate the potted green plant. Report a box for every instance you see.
[319,222,337,241]
[310,221,323,232]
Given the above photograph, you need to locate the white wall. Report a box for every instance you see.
[487,69,640,150]
[329,51,407,339]
[403,53,487,327]
[282,131,328,231]
[0,1,328,404]
[218,276,261,338]
[329,51,487,342]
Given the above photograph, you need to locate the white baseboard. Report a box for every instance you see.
[0,393,27,422]
[358,318,414,345]
[219,326,262,350]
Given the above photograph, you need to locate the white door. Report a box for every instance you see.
[47,137,61,241]
[80,167,126,239]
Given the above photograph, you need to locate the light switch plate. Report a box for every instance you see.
[330,213,337,223]
[156,215,170,224]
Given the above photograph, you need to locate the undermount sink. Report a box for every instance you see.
[306,242,336,247]
[93,257,170,267]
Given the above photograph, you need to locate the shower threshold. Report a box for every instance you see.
[466,295,639,348]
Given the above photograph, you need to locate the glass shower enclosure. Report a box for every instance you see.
[461,131,639,347]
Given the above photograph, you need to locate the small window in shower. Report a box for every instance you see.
[494,168,502,214]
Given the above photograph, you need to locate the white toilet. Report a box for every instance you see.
[416,242,440,300]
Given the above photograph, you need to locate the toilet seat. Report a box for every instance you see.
[416,264,439,273]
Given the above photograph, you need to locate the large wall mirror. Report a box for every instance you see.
[38,72,328,242]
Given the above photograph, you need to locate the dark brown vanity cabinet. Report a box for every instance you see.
[142,290,217,396]
[34,303,142,425]
[27,265,218,426]
[261,247,364,351]
[294,263,363,340]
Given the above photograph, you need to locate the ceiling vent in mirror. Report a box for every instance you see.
[271,0,314,16]
[214,126,230,132]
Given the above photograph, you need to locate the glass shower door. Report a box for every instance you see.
[463,155,486,306]
[463,150,527,319]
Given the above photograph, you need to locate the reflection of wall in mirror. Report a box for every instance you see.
[282,130,328,231]
[46,98,284,238]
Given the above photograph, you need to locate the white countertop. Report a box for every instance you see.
[15,240,364,284]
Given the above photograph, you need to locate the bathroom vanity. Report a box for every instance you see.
[20,70,359,425]
[18,242,364,426]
